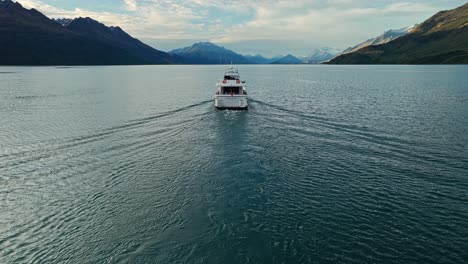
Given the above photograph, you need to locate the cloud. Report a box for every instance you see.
[123,0,137,11]
[209,0,446,45]
[17,0,205,38]
[18,0,134,27]
[14,0,466,54]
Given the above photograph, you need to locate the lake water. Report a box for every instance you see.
[1,65,467,263]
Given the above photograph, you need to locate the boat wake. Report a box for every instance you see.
[247,98,467,178]
[0,100,213,170]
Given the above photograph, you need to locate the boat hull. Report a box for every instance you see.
[214,95,248,110]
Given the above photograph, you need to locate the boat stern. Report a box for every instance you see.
[214,95,248,110]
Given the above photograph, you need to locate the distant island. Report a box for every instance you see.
[1,0,467,65]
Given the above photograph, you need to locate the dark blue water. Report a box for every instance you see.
[1,65,467,263]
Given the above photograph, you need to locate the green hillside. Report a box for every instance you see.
[328,3,468,64]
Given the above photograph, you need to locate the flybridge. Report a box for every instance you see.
[221,66,247,84]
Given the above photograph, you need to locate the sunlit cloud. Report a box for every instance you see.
[123,0,137,11]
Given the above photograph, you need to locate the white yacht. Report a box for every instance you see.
[214,66,248,110]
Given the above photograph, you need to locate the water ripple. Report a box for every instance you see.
[1,65,467,264]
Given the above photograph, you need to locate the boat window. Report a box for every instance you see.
[222,87,240,94]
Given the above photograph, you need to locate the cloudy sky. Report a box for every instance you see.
[17,0,466,56]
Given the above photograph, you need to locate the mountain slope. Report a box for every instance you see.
[170,42,251,64]
[271,54,303,64]
[66,17,176,64]
[0,0,174,65]
[340,27,413,55]
[329,3,468,64]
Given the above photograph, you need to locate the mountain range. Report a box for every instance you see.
[165,41,341,64]
[169,43,335,64]
[0,0,324,66]
[0,0,176,65]
[1,0,467,65]
[329,3,468,64]
[0,0,342,65]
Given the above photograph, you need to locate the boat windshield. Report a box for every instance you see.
[224,74,239,80]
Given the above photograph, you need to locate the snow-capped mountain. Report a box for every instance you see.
[341,26,415,55]
[169,42,251,64]
[53,18,73,27]
[303,47,342,64]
